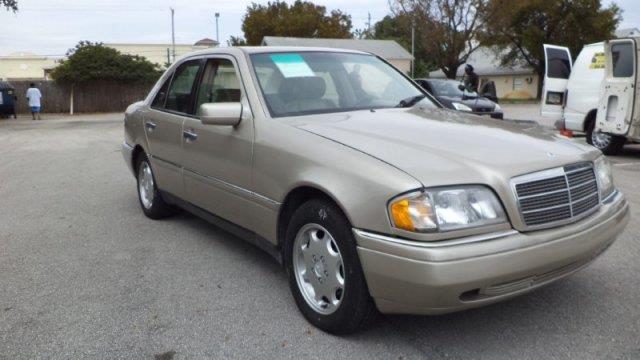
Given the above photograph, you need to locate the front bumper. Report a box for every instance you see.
[354,191,629,315]
[121,141,135,176]
[470,111,503,119]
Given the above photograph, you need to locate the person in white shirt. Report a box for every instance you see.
[26,83,42,120]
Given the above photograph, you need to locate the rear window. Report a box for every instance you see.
[546,48,571,79]
[611,42,634,78]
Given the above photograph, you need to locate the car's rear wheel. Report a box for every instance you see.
[136,155,176,219]
[284,199,376,334]
[586,119,625,155]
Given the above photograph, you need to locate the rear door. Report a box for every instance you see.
[595,38,637,136]
[541,44,573,119]
[144,59,203,198]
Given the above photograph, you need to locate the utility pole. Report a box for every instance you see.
[411,19,415,78]
[367,12,371,34]
[166,48,171,66]
[170,7,176,63]
[215,13,220,44]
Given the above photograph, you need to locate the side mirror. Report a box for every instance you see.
[199,102,242,126]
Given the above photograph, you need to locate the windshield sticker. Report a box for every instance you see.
[270,54,315,78]
[590,52,605,69]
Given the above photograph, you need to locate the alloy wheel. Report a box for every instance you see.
[292,223,345,315]
[138,161,154,209]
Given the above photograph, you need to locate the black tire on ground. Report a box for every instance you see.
[284,198,377,334]
[135,154,176,220]
[586,119,625,155]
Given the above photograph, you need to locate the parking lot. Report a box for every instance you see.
[1,113,639,359]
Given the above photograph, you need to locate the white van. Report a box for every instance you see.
[541,43,608,149]
[543,39,636,154]
[594,38,638,154]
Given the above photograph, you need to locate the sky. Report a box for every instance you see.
[0,0,639,57]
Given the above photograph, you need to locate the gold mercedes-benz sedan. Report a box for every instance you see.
[122,47,629,334]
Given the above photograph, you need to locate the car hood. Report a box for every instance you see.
[287,107,599,187]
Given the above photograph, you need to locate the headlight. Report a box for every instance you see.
[452,102,472,112]
[493,103,501,112]
[388,186,507,232]
[594,156,614,200]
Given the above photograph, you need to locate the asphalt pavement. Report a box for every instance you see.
[1,113,639,359]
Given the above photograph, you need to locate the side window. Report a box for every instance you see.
[195,58,241,115]
[151,74,172,108]
[611,42,634,78]
[165,60,201,114]
[546,48,571,79]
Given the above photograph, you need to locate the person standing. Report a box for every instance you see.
[463,64,479,92]
[26,83,42,120]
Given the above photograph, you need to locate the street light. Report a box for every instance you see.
[215,13,220,44]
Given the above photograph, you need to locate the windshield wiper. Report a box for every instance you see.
[395,94,426,108]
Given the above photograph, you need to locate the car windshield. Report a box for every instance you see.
[429,80,478,98]
[250,51,436,117]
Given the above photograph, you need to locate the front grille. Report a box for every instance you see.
[513,163,600,228]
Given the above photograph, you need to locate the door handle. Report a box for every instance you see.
[183,130,198,142]
[145,121,157,131]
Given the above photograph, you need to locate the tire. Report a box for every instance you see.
[284,198,377,334]
[135,154,176,219]
[586,119,625,155]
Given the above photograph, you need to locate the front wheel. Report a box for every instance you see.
[586,121,625,155]
[136,155,176,219]
[284,199,376,334]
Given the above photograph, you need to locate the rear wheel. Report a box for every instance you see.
[136,155,176,219]
[586,119,625,155]
[284,199,376,334]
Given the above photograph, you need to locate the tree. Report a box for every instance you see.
[372,15,434,77]
[227,36,248,47]
[484,0,621,97]
[240,1,353,45]
[392,0,491,79]
[1,0,17,11]
[50,41,162,114]
[51,41,162,85]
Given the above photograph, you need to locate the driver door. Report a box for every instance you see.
[595,38,637,137]
[541,44,572,119]
[181,56,255,230]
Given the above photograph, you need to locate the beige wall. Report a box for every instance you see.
[106,44,212,68]
[388,59,411,74]
[480,74,539,100]
[0,54,59,81]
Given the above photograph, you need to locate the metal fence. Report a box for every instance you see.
[9,80,154,114]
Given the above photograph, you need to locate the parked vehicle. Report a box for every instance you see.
[542,41,635,154]
[122,47,629,334]
[0,81,17,119]
[414,78,504,119]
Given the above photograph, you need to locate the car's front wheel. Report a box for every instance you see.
[136,155,176,219]
[284,199,376,334]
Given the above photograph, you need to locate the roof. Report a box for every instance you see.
[0,52,50,60]
[194,38,219,47]
[183,46,369,59]
[616,28,640,38]
[429,47,534,78]
[261,37,412,60]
